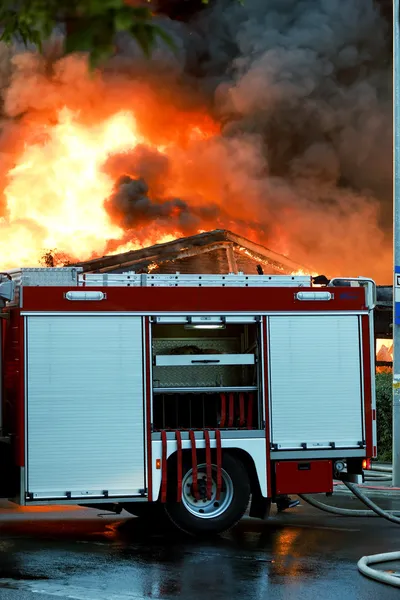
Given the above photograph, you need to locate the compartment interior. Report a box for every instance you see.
[151,322,263,431]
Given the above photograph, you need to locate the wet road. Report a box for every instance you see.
[0,495,399,599]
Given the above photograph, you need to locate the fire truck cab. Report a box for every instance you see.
[0,268,376,535]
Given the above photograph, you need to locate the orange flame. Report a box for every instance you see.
[0,98,221,269]
[2,109,144,266]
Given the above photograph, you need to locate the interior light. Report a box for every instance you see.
[184,324,226,330]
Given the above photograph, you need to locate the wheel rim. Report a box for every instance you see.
[181,463,234,519]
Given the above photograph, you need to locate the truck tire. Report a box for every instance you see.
[165,453,250,536]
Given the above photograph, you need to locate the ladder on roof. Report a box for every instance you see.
[79,272,312,287]
[6,267,312,288]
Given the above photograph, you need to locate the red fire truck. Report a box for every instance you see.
[0,268,376,535]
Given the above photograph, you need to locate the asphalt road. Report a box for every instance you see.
[0,494,399,600]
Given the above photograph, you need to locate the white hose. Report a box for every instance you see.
[364,468,392,482]
[370,465,393,473]
[344,481,400,525]
[301,481,400,588]
[358,554,400,588]
[298,493,400,517]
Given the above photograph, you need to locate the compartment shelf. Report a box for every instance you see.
[153,386,258,394]
[154,353,255,367]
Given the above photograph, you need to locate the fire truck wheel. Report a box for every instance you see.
[165,453,250,536]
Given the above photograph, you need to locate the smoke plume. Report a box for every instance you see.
[106,174,219,231]
[0,0,393,281]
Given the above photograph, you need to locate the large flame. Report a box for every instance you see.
[2,109,140,266]
[0,96,222,269]
[1,107,198,267]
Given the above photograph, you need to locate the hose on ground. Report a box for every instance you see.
[301,480,400,588]
[344,483,400,587]
[357,553,400,588]
[365,468,392,482]
[298,492,400,517]
[344,481,400,525]
[369,465,393,473]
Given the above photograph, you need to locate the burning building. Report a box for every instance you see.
[74,229,309,275]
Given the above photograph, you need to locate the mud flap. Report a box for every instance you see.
[249,495,271,519]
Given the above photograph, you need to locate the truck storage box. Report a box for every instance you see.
[274,460,333,495]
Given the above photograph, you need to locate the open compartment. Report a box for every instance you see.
[151,318,263,431]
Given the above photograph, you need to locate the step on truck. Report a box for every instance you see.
[0,268,376,535]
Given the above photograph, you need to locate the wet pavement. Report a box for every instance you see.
[0,495,399,599]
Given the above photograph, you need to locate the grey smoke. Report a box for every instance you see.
[114,0,392,251]
[201,0,391,200]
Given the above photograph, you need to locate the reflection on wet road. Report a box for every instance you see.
[0,497,399,599]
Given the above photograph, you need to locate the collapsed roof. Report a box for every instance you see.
[75,229,308,275]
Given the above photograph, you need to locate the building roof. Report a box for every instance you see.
[75,229,309,275]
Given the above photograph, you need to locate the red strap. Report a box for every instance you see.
[161,430,167,503]
[227,393,235,428]
[220,393,226,428]
[239,392,245,427]
[247,393,254,429]
[189,431,200,500]
[215,429,222,500]
[204,430,212,500]
[176,430,183,502]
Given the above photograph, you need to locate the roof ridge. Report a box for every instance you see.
[73,229,310,273]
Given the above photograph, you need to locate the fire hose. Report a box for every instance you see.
[363,467,392,482]
[299,479,400,588]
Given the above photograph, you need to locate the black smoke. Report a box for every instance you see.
[106,175,219,232]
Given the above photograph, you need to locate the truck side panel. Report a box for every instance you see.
[268,314,364,451]
[25,315,146,500]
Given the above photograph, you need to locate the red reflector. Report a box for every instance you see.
[362,458,371,470]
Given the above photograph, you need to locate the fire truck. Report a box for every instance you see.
[0,268,376,535]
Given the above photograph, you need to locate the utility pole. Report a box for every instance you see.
[393,0,400,486]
